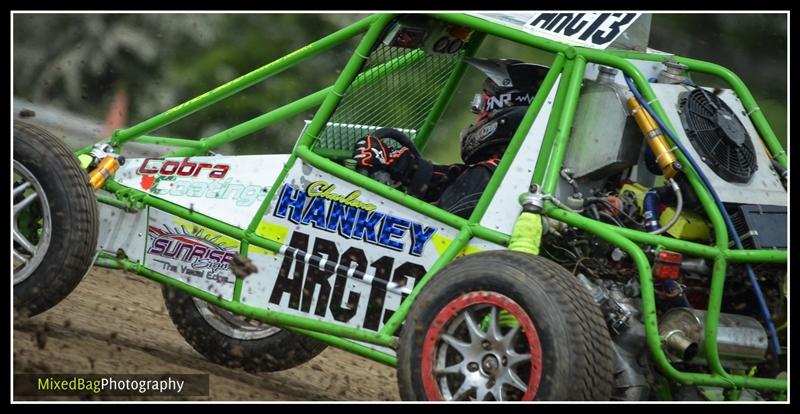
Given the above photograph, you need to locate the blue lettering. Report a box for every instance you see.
[301,197,328,230]
[352,209,384,244]
[274,184,440,257]
[378,216,409,251]
[274,185,307,224]
[410,223,436,256]
[326,202,357,238]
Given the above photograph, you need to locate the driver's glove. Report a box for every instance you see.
[353,135,417,180]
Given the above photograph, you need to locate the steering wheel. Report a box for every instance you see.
[371,127,420,159]
[352,127,419,188]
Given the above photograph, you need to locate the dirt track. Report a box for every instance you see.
[13,267,401,401]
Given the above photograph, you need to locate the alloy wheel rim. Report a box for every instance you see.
[13,160,52,285]
[421,291,543,401]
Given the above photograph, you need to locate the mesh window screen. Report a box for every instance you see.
[312,43,465,156]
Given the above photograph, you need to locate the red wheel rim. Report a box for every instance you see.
[420,291,543,401]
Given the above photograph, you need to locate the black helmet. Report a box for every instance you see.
[460,58,549,164]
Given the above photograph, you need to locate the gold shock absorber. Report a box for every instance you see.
[627,96,680,179]
[88,156,121,191]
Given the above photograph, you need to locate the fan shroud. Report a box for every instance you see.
[678,88,758,183]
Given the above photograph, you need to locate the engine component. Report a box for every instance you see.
[626,94,681,179]
[560,168,581,193]
[564,194,585,211]
[642,189,661,232]
[610,343,650,401]
[648,83,786,206]
[679,88,757,183]
[658,307,768,366]
[652,179,683,235]
[541,216,567,237]
[562,66,642,180]
[729,204,787,249]
[658,207,712,241]
[577,274,651,400]
[681,256,711,275]
[657,60,690,85]
[604,194,624,212]
[620,182,648,209]
[577,274,632,335]
[662,329,697,361]
[655,279,690,309]
[619,181,711,241]
[683,263,786,335]
[610,248,627,262]
[628,179,684,235]
[653,249,682,281]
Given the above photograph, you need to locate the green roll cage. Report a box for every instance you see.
[77,14,788,397]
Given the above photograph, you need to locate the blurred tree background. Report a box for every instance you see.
[13,13,786,163]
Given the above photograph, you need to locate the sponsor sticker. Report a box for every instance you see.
[115,154,290,229]
[144,220,237,300]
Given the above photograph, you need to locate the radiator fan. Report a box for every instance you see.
[679,89,758,183]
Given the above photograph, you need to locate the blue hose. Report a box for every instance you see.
[624,75,782,359]
[643,190,661,232]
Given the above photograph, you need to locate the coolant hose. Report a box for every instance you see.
[624,75,782,359]
[643,190,660,232]
[644,178,683,235]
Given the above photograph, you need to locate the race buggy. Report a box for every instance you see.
[13,13,788,401]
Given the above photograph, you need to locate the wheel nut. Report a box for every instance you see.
[502,356,508,366]
[482,356,499,374]
[467,362,479,372]
[482,340,492,350]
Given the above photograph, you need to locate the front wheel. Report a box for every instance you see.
[397,251,614,401]
[13,121,99,317]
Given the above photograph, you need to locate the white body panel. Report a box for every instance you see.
[96,193,148,263]
[479,76,560,234]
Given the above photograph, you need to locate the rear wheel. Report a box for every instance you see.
[162,286,327,372]
[13,121,99,317]
[397,251,614,401]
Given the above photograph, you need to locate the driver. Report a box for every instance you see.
[352,58,550,218]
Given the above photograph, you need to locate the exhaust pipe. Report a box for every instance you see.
[662,330,699,361]
[658,308,768,364]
